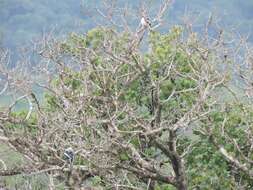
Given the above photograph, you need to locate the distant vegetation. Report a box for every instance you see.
[1,0,253,51]
[0,0,86,49]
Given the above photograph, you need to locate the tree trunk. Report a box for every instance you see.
[154,131,188,190]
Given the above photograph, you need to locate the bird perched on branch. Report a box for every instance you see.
[64,147,74,164]
[141,16,151,28]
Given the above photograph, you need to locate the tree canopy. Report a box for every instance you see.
[1,1,253,190]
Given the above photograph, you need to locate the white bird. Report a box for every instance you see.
[141,17,151,28]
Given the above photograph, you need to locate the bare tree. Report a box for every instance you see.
[1,1,253,190]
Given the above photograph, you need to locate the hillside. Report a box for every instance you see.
[1,0,253,51]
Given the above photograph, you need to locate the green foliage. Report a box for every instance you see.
[6,111,37,134]
[119,152,130,161]
[186,139,235,189]
[92,176,102,186]
[3,11,253,188]
[44,93,60,111]
[144,147,156,157]
[192,102,253,188]
[155,184,176,190]
[86,28,107,49]
[53,26,224,189]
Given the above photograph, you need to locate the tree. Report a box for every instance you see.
[0,1,253,190]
